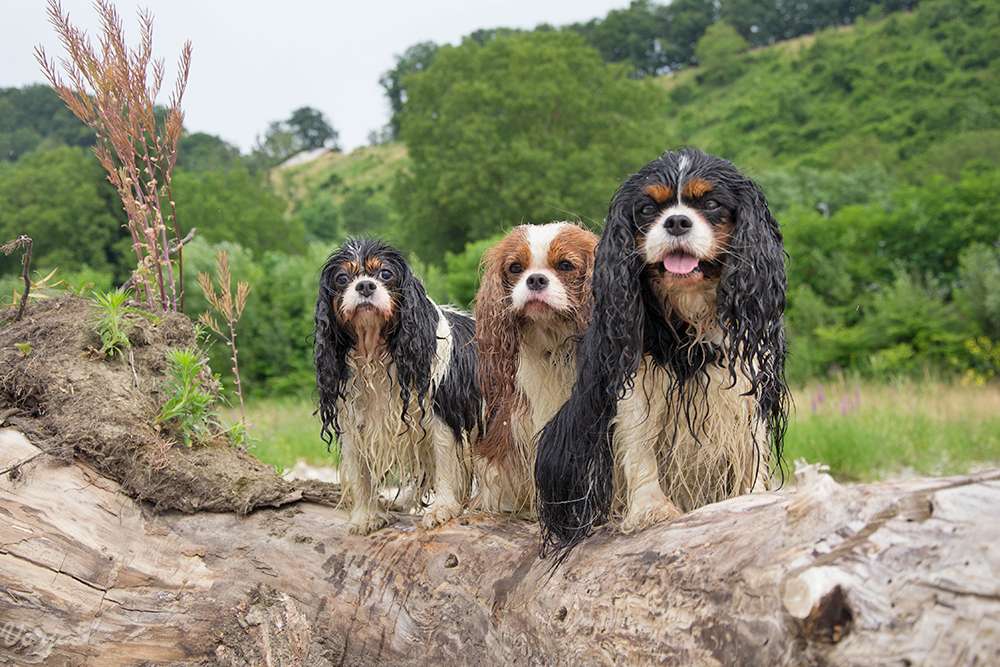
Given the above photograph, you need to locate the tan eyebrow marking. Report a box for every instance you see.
[682,177,713,199]
[643,184,674,203]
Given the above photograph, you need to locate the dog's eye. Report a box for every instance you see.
[334,273,350,287]
[509,263,523,275]
[704,199,720,211]
[640,204,658,217]
[378,268,393,281]
[557,260,575,272]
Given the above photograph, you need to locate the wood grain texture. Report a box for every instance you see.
[2,428,999,666]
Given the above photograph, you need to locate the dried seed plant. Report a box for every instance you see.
[1,235,33,322]
[35,0,192,311]
[198,250,251,439]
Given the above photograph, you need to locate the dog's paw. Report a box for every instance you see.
[421,502,462,530]
[347,508,393,536]
[620,500,683,533]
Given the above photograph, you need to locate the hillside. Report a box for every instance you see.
[268,143,409,244]
[653,1,1000,179]
[275,0,1000,224]
[270,143,408,213]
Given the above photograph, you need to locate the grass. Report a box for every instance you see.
[270,143,409,214]
[236,379,1000,483]
[231,398,339,474]
[785,377,1000,482]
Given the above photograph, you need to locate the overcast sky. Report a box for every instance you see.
[3,1,632,154]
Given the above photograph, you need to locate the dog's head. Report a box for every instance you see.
[321,236,410,362]
[477,221,598,345]
[631,152,743,329]
[603,149,787,378]
[314,236,438,445]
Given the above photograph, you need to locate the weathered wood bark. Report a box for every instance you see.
[2,426,999,667]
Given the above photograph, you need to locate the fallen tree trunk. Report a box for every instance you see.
[2,427,999,667]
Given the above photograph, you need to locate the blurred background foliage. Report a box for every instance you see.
[2,0,1000,406]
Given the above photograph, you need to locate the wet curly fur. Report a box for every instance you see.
[534,149,790,557]
[471,222,598,517]
[314,237,482,535]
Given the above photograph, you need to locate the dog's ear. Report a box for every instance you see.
[313,260,355,448]
[535,187,647,557]
[573,229,600,335]
[473,245,520,466]
[718,178,790,460]
[385,252,437,424]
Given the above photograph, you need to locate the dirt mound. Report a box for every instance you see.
[0,295,337,513]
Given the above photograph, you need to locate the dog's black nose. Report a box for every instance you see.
[355,280,377,298]
[526,273,549,292]
[664,214,693,236]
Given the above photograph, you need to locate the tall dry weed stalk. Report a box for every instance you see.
[1,236,33,322]
[35,0,192,311]
[198,250,251,433]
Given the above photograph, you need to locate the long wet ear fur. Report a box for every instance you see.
[474,244,522,467]
[383,247,439,428]
[718,177,789,474]
[534,189,648,557]
[314,253,358,448]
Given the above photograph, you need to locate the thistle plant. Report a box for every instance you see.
[36,0,193,312]
[198,250,251,431]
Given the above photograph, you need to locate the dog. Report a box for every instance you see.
[535,149,789,554]
[313,237,482,535]
[472,222,599,516]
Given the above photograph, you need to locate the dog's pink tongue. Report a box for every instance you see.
[663,252,699,275]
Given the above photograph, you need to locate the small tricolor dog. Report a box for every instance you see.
[535,149,790,555]
[313,237,482,535]
[472,222,599,516]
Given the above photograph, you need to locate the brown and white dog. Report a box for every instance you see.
[535,150,790,555]
[313,237,482,535]
[472,222,599,516]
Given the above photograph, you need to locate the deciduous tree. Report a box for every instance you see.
[395,31,666,263]
[288,106,339,151]
[379,41,439,140]
[0,146,128,279]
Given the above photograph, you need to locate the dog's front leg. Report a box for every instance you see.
[422,420,467,529]
[341,433,393,535]
[615,373,682,532]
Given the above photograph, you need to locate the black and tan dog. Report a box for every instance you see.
[535,149,790,555]
[314,237,481,535]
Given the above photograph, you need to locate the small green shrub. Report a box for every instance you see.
[90,288,160,357]
[156,347,221,446]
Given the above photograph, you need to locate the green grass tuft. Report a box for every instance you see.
[234,398,339,473]
[786,378,1000,482]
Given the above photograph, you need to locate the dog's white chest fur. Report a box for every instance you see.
[613,355,770,522]
[473,319,580,516]
[336,310,471,535]
[516,323,578,435]
[339,311,453,462]
[340,357,409,447]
